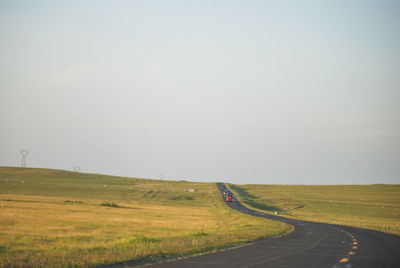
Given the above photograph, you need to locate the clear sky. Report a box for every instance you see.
[1,0,399,184]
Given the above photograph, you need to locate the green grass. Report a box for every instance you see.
[0,167,292,267]
[227,183,400,236]
[228,184,287,215]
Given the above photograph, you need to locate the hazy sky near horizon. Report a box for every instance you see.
[1,0,399,184]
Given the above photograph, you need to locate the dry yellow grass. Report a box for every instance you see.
[0,167,292,267]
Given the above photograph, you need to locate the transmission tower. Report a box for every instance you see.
[21,149,29,168]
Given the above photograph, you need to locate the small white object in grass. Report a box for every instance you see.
[274,212,277,215]
[104,185,107,188]
[21,181,24,183]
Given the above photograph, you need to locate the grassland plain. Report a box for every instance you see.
[227,183,400,236]
[0,167,292,267]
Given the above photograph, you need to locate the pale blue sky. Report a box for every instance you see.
[1,0,399,184]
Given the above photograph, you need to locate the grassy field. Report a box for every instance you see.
[0,167,292,267]
[227,183,400,236]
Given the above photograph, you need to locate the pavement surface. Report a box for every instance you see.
[106,183,400,268]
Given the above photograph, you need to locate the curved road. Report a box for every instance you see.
[144,183,400,268]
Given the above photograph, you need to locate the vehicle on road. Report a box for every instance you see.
[226,193,233,202]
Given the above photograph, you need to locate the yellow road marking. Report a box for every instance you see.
[349,251,356,255]
[339,258,349,263]
[352,246,358,249]
[353,241,358,245]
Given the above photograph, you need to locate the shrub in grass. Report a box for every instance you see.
[100,202,120,208]
[169,195,194,201]
[64,200,83,204]
[193,230,208,237]
[134,236,161,243]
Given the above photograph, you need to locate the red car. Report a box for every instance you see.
[226,194,233,202]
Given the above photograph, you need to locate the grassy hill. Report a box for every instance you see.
[0,167,292,267]
[228,183,400,236]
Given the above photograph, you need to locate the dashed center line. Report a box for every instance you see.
[336,228,359,265]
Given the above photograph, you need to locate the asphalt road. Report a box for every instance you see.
[142,183,400,268]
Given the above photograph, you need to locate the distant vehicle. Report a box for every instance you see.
[226,193,233,202]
